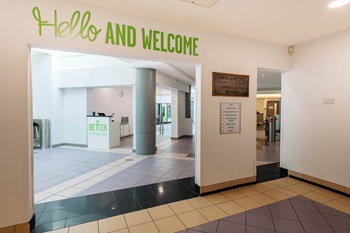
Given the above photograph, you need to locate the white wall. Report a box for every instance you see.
[157,94,171,104]
[282,30,350,187]
[63,88,87,145]
[59,66,136,88]
[87,87,133,136]
[32,54,52,119]
[198,33,289,185]
[0,0,290,228]
[51,56,65,145]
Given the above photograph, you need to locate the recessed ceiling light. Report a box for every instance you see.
[328,0,350,8]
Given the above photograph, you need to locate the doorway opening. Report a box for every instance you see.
[256,68,286,182]
[31,47,198,211]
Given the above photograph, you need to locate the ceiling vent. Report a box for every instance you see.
[181,0,218,8]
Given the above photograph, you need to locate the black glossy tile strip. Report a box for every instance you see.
[177,195,350,233]
[257,162,288,183]
[33,177,198,233]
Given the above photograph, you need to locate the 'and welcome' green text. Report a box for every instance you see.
[105,23,199,56]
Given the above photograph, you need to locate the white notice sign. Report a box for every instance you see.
[220,102,241,134]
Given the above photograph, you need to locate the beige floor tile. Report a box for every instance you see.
[187,197,213,209]
[250,184,273,192]
[261,182,281,190]
[274,177,300,185]
[220,189,246,200]
[147,205,175,220]
[204,193,230,204]
[110,229,129,233]
[129,222,159,233]
[234,197,262,210]
[168,200,195,214]
[335,197,350,206]
[302,192,332,204]
[124,209,153,227]
[177,210,208,228]
[250,193,276,205]
[270,179,293,188]
[285,177,301,184]
[69,221,98,233]
[197,205,228,221]
[284,185,310,195]
[314,189,342,199]
[264,189,290,201]
[236,187,260,196]
[99,215,127,233]
[217,201,246,215]
[276,188,299,197]
[295,182,319,191]
[324,200,350,214]
[154,215,186,233]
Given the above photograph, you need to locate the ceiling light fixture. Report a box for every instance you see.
[328,0,350,8]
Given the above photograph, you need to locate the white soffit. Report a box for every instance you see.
[181,0,218,8]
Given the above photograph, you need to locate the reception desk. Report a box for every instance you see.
[87,116,120,149]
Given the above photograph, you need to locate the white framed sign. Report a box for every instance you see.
[220,102,241,134]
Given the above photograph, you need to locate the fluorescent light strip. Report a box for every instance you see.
[328,0,350,8]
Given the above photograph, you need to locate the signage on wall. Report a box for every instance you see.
[32,7,199,56]
[220,102,241,134]
[212,72,249,97]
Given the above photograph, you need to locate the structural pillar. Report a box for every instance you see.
[135,68,156,155]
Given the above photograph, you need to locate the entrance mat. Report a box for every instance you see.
[177,195,350,233]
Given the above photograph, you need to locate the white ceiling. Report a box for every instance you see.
[73,0,350,46]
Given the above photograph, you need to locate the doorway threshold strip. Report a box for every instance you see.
[177,195,350,233]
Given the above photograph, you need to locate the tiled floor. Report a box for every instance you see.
[34,125,274,204]
[256,124,280,166]
[32,124,295,233]
[41,177,350,233]
[34,137,195,204]
[34,177,199,233]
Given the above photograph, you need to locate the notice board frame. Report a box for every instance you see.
[212,72,249,97]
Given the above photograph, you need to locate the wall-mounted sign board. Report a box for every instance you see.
[212,72,249,97]
[220,102,241,134]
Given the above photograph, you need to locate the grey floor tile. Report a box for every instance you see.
[302,222,335,233]
[270,205,299,220]
[247,212,274,231]
[290,199,319,212]
[217,220,245,233]
[323,214,350,231]
[273,217,305,233]
[191,220,219,233]
[296,209,329,226]
[247,226,276,233]
[248,206,271,216]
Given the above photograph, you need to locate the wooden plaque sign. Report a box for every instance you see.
[212,72,249,97]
